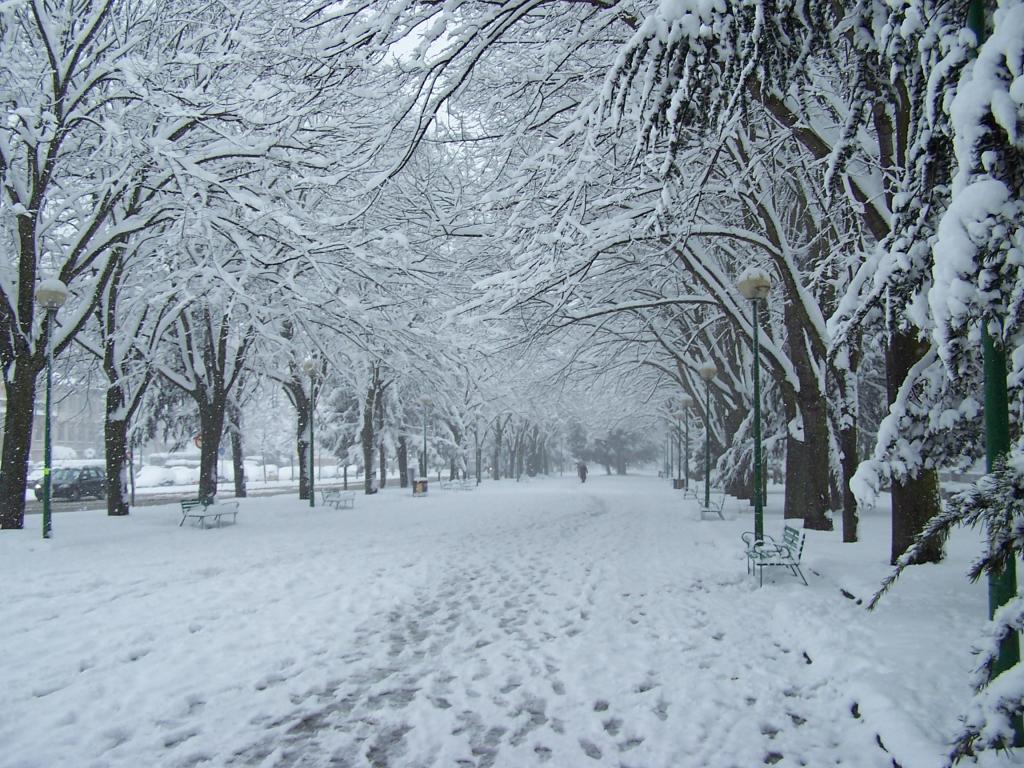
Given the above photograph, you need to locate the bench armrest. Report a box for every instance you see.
[741,531,777,548]
[749,541,795,561]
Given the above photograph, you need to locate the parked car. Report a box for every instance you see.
[34,466,106,501]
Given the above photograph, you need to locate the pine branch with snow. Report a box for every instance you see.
[872,457,1024,764]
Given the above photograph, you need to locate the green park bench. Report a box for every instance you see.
[742,525,807,586]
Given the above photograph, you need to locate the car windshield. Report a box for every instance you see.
[51,469,79,483]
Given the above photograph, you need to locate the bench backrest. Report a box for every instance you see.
[782,526,804,560]
[182,496,215,509]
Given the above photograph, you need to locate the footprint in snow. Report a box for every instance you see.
[579,738,602,759]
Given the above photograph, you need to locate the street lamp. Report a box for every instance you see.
[680,395,694,490]
[302,358,316,508]
[35,277,69,539]
[737,268,772,542]
[697,361,718,511]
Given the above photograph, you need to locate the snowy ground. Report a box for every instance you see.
[1,474,1019,768]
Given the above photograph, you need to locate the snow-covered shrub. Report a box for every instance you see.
[872,458,1024,763]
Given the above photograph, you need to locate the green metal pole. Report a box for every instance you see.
[309,376,315,508]
[42,308,54,539]
[983,329,1021,711]
[422,412,427,478]
[753,299,764,542]
[968,0,1022,744]
[704,381,712,509]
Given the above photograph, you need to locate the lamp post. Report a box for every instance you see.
[737,268,772,542]
[680,395,694,490]
[302,358,316,508]
[35,278,69,539]
[697,362,718,510]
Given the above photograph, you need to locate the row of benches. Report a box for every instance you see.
[179,488,359,529]
[179,487,806,586]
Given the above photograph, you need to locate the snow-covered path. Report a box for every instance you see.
[0,475,992,767]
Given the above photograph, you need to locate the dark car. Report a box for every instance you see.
[34,466,106,501]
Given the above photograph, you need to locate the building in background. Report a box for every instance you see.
[0,386,106,464]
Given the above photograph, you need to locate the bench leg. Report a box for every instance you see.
[792,564,808,586]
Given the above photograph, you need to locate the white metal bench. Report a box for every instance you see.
[742,525,807,586]
[179,499,239,529]
[700,490,727,520]
[320,488,356,509]
[440,479,476,491]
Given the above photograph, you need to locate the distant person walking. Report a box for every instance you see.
[577,462,588,484]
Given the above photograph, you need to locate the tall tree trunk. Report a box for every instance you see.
[291,385,311,500]
[781,300,832,530]
[838,424,859,543]
[887,330,943,564]
[197,397,226,500]
[398,436,409,487]
[296,437,309,498]
[475,430,482,484]
[492,422,503,480]
[0,373,37,529]
[723,406,753,500]
[360,385,376,494]
[832,344,861,543]
[104,382,130,516]
[787,396,833,530]
[230,401,246,498]
[375,387,385,489]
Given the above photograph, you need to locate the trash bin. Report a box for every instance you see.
[413,479,428,496]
